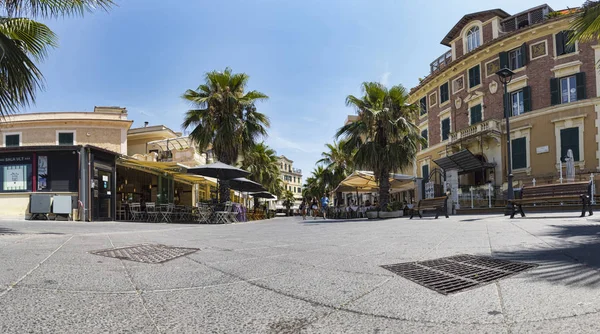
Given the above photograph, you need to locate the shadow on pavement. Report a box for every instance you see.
[0,227,21,234]
[301,218,370,224]
[494,224,600,288]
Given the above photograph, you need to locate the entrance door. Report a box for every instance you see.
[94,169,112,220]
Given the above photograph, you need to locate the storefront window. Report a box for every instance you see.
[0,156,33,192]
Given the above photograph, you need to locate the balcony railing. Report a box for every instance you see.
[292,168,302,174]
[430,50,452,74]
[449,119,502,144]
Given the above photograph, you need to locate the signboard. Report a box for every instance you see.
[0,156,32,164]
[536,146,549,154]
[38,156,47,190]
[425,181,435,199]
[3,165,27,191]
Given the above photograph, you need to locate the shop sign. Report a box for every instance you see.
[0,156,32,163]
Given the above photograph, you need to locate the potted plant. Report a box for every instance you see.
[379,201,404,219]
[366,207,380,219]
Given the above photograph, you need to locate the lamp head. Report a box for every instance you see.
[495,67,515,84]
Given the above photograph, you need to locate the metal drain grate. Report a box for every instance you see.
[382,254,538,295]
[90,244,199,264]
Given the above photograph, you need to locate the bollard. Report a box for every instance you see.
[470,187,474,209]
[488,183,492,208]
[559,160,563,184]
[532,178,536,187]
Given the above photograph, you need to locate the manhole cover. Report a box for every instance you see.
[90,244,199,264]
[382,254,537,295]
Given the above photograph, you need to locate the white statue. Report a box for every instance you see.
[565,149,575,182]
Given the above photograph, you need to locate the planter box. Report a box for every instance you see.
[366,211,379,219]
[379,210,403,219]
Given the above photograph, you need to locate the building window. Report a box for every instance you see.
[560,127,580,161]
[57,132,74,145]
[439,82,449,104]
[4,134,20,147]
[468,65,481,88]
[551,73,585,105]
[419,97,427,116]
[421,129,428,149]
[441,118,450,141]
[422,164,429,183]
[511,137,527,170]
[470,104,482,125]
[555,30,575,56]
[510,86,531,116]
[466,26,480,53]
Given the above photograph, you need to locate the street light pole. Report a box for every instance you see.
[496,67,515,213]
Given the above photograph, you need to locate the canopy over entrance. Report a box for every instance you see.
[433,149,495,174]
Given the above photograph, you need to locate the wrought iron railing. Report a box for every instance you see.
[449,119,502,144]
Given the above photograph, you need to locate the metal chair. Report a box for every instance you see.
[196,204,212,223]
[146,202,159,222]
[160,204,174,223]
[129,203,142,221]
[214,202,232,224]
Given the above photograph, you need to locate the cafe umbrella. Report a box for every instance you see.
[186,162,250,202]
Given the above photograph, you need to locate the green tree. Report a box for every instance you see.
[302,165,333,200]
[317,139,354,205]
[240,142,282,208]
[570,2,600,45]
[182,67,270,202]
[336,82,422,210]
[281,190,296,216]
[0,0,114,117]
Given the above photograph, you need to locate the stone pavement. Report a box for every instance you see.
[1,212,599,333]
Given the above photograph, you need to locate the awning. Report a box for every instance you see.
[147,136,192,151]
[117,157,216,186]
[334,171,415,193]
[433,149,495,173]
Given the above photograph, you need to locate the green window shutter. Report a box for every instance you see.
[440,83,449,103]
[550,78,560,106]
[523,86,532,112]
[422,165,429,183]
[556,31,565,56]
[511,137,527,169]
[441,118,450,141]
[575,72,586,100]
[470,104,482,124]
[560,127,580,161]
[421,129,428,149]
[565,30,576,53]
[58,133,74,145]
[520,43,528,66]
[499,52,508,69]
[469,65,480,87]
[419,97,427,115]
[5,134,20,147]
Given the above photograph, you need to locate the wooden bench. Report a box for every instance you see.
[410,195,449,219]
[508,181,593,219]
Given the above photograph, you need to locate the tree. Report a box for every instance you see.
[0,0,114,117]
[281,190,296,216]
[570,1,600,46]
[336,82,423,210]
[317,139,354,205]
[302,165,333,200]
[240,142,282,208]
[182,67,269,202]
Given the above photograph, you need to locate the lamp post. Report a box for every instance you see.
[496,67,515,213]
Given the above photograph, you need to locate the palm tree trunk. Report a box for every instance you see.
[379,169,390,210]
[219,180,231,203]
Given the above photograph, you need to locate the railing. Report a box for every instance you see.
[457,184,505,208]
[449,119,502,144]
[292,168,302,174]
[430,50,453,74]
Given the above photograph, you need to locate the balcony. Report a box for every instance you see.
[292,168,302,174]
[449,119,502,145]
[430,50,453,74]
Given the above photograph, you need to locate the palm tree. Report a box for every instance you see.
[0,0,114,117]
[336,82,422,210]
[570,2,600,45]
[182,67,270,202]
[317,139,354,205]
[281,190,296,216]
[241,142,282,208]
[302,165,333,200]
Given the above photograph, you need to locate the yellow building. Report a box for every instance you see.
[407,5,600,209]
[277,155,303,208]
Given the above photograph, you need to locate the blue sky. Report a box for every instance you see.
[27,0,580,178]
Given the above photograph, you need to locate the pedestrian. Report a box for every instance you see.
[320,194,329,219]
[311,197,319,220]
[300,199,307,220]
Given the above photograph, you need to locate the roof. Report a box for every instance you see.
[147,136,192,151]
[433,150,495,173]
[441,9,510,46]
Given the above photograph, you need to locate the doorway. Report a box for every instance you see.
[93,168,113,220]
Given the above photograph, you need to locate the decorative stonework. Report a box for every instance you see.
[489,81,498,94]
[429,92,437,107]
[452,76,464,94]
[531,41,547,59]
[485,59,500,77]
[454,97,462,109]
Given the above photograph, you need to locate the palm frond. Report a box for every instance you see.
[2,0,115,19]
[570,2,600,44]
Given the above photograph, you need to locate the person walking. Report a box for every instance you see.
[311,197,319,220]
[320,194,329,219]
[300,199,307,220]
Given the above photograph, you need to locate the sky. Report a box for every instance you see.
[26,0,581,179]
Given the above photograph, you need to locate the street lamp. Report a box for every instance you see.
[496,67,515,213]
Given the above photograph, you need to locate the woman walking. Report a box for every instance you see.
[311,197,319,220]
[300,199,307,220]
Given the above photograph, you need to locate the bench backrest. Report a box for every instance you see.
[418,196,448,208]
[522,181,591,198]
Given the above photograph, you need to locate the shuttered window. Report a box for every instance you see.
[550,73,585,105]
[500,43,528,70]
[555,30,575,56]
[511,137,527,170]
[509,86,532,116]
[421,129,428,149]
[441,118,450,141]
[422,164,429,183]
[440,82,449,103]
[470,104,482,125]
[5,134,20,147]
[468,65,481,88]
[58,132,74,145]
[560,127,580,161]
[419,97,427,116]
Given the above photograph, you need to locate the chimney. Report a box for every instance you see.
[144,121,149,127]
